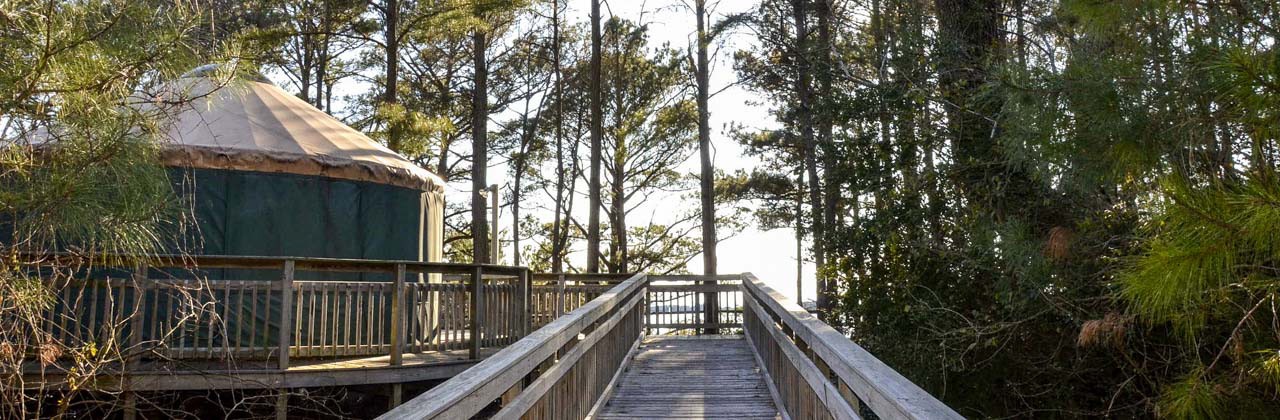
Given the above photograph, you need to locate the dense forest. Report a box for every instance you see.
[4,0,1280,418]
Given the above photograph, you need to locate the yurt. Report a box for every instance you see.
[157,67,444,276]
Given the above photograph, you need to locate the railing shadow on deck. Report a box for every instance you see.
[381,273,963,420]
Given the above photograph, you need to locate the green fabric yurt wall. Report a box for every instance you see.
[172,167,430,281]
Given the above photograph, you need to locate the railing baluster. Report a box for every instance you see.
[469,266,483,359]
[128,266,148,369]
[344,283,353,356]
[232,281,244,355]
[249,283,259,355]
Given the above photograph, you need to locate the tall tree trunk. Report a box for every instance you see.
[513,155,523,266]
[300,32,313,104]
[550,0,567,273]
[796,167,804,306]
[695,0,719,333]
[586,0,603,273]
[793,0,826,317]
[512,99,543,266]
[384,0,401,152]
[815,0,837,321]
[471,29,490,265]
[695,0,715,274]
[935,0,1004,216]
[316,3,329,111]
[611,158,626,273]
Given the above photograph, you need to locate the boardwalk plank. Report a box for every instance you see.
[597,336,780,419]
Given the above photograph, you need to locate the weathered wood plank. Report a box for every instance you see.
[742,275,963,420]
[598,336,780,419]
[379,273,648,420]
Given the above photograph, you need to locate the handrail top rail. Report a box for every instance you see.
[16,253,528,276]
[379,272,649,420]
[648,273,743,282]
[530,272,636,281]
[741,273,963,420]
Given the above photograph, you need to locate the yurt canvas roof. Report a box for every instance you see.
[151,77,443,192]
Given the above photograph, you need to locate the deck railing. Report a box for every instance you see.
[382,272,962,420]
[33,255,532,370]
[34,256,962,419]
[528,273,627,328]
[380,273,647,419]
[645,274,743,334]
[741,273,963,420]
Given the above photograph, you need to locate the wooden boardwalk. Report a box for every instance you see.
[597,335,781,419]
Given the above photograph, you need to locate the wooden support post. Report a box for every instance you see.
[123,263,147,420]
[390,264,406,366]
[703,277,719,335]
[519,268,530,336]
[469,266,483,359]
[390,383,403,409]
[278,260,295,370]
[276,389,288,420]
[129,264,148,369]
[122,391,137,420]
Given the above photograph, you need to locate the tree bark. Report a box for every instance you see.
[550,0,567,273]
[792,0,826,317]
[695,0,719,333]
[815,0,836,321]
[611,153,627,273]
[796,167,804,307]
[384,0,401,152]
[696,0,716,276]
[471,28,490,265]
[587,0,604,273]
[934,0,1004,216]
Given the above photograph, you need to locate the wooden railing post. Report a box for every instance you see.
[128,264,148,369]
[392,263,407,413]
[703,276,719,335]
[520,268,531,336]
[469,266,483,359]
[278,260,295,370]
[123,263,148,420]
[390,263,406,366]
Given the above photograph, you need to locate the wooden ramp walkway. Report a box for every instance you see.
[596,335,781,419]
[382,274,964,420]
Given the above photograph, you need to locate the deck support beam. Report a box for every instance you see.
[276,389,288,420]
[122,391,137,420]
[391,383,403,408]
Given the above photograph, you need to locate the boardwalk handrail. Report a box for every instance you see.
[741,273,963,420]
[380,273,647,419]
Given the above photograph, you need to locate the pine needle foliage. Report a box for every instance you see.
[1,0,239,416]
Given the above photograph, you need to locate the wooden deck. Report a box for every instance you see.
[596,335,781,419]
[22,346,504,392]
